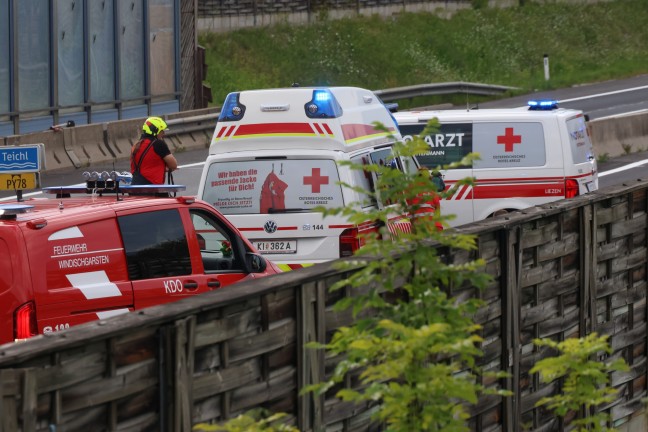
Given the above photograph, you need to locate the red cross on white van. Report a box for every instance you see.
[497,127,522,152]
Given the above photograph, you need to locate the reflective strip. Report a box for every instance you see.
[49,226,84,241]
[96,309,130,320]
[276,263,315,272]
[388,220,412,235]
[66,271,122,299]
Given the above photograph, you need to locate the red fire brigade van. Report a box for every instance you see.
[0,177,280,346]
[198,87,416,272]
[394,100,598,227]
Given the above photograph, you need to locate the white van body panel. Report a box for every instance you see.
[394,106,598,227]
[198,87,408,271]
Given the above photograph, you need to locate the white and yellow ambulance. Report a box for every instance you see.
[394,100,599,227]
[197,87,414,271]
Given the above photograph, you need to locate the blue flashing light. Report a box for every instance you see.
[218,92,246,122]
[528,99,559,110]
[304,89,343,119]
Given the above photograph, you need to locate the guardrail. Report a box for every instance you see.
[374,81,518,101]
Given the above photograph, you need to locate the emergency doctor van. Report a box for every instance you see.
[393,100,598,227]
[197,87,413,271]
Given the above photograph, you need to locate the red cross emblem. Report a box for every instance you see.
[304,168,329,193]
[497,127,522,152]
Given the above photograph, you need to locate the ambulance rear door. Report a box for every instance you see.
[200,152,350,271]
[397,118,474,227]
[563,113,598,194]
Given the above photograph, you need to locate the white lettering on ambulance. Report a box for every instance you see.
[53,243,88,255]
[424,133,465,148]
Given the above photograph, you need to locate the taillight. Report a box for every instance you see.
[14,302,37,340]
[565,179,579,199]
[339,228,360,257]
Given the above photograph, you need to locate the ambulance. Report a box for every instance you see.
[197,87,414,271]
[0,177,280,346]
[393,100,598,227]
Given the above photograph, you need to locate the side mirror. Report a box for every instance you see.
[246,252,267,273]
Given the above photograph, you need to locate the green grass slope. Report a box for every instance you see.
[199,0,648,107]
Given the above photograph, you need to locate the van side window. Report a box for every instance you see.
[190,210,243,273]
[118,209,192,280]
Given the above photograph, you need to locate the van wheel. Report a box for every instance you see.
[491,209,509,218]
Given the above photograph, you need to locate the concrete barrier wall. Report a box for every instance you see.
[590,111,648,158]
[0,111,218,172]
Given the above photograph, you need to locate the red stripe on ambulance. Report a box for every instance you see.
[236,123,316,136]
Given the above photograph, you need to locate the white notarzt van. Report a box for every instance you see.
[393,100,598,227]
[197,87,412,271]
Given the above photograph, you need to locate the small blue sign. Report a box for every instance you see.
[0,145,42,173]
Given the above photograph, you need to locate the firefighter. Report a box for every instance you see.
[131,116,178,185]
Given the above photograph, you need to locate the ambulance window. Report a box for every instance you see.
[201,159,344,215]
[118,209,192,280]
[566,116,594,164]
[350,154,377,209]
[190,210,243,273]
[473,122,546,168]
[400,122,473,168]
[0,238,12,294]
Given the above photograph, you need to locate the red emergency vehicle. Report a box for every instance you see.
[0,174,280,345]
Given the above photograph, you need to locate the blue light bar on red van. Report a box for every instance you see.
[304,89,343,119]
[219,92,246,122]
[0,204,34,218]
[528,99,558,110]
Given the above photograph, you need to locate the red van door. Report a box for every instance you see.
[117,207,248,310]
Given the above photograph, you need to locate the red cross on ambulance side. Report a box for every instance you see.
[497,127,522,152]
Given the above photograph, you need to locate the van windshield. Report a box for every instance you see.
[201,159,344,215]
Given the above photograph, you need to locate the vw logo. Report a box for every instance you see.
[264,220,278,234]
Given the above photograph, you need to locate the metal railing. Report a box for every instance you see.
[374,81,518,101]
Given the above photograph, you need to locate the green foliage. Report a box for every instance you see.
[303,121,510,431]
[530,333,629,432]
[199,0,648,106]
[193,410,299,432]
[596,153,610,163]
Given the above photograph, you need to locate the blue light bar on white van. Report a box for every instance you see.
[528,99,558,110]
[219,92,246,122]
[304,89,343,119]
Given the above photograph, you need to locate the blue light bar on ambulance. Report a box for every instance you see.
[528,99,559,110]
[218,92,246,122]
[304,89,343,119]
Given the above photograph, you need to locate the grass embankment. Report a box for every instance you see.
[199,0,648,108]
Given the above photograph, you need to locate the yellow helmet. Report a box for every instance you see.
[142,116,168,136]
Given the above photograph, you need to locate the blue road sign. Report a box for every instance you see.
[0,145,43,173]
